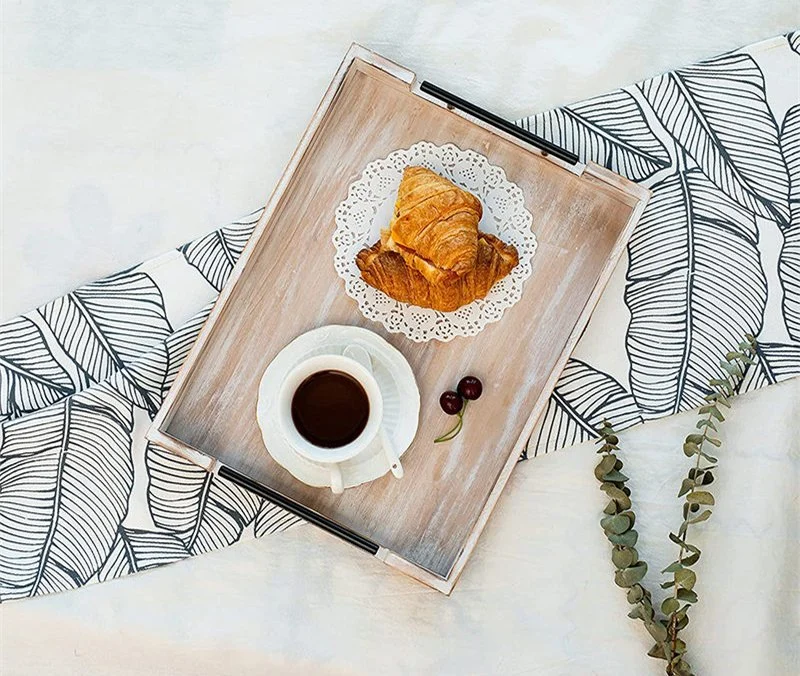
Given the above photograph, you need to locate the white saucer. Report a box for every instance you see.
[256,325,420,491]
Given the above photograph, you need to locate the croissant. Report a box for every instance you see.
[357,233,519,312]
[385,166,481,282]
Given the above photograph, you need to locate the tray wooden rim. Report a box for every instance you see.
[147,43,650,594]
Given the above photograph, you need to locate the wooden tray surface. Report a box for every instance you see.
[153,53,646,582]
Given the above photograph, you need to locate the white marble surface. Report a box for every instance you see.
[1,2,799,675]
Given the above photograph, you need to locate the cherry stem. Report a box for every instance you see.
[434,400,468,443]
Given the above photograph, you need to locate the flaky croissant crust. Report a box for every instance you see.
[386,166,481,281]
[357,232,519,312]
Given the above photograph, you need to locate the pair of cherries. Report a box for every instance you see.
[439,376,483,414]
[435,376,483,443]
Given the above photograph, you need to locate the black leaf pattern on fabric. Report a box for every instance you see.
[519,90,671,182]
[37,270,172,416]
[0,386,134,600]
[0,316,74,422]
[789,31,800,56]
[123,304,213,415]
[625,168,767,418]
[97,527,190,581]
[640,52,790,226]
[253,500,304,538]
[740,341,800,393]
[180,210,262,291]
[779,104,800,340]
[145,444,262,555]
[529,359,643,456]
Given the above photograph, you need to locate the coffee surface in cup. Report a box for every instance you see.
[291,370,370,448]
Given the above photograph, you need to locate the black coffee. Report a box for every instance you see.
[291,370,370,448]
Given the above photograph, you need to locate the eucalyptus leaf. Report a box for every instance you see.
[601,514,631,534]
[721,361,743,378]
[661,597,680,615]
[647,642,668,660]
[615,561,647,587]
[684,541,700,554]
[685,433,704,444]
[603,500,618,515]
[682,550,701,566]
[612,548,636,569]
[598,454,617,474]
[683,442,699,457]
[602,470,629,483]
[645,620,668,643]
[688,509,713,524]
[626,585,644,603]
[675,568,697,590]
[714,393,731,407]
[677,588,698,603]
[687,491,715,505]
[696,418,717,431]
[669,532,686,547]
[661,561,684,573]
[706,435,722,447]
[709,406,725,421]
[594,455,616,481]
[678,478,695,497]
[608,529,638,547]
[627,605,643,619]
[602,485,632,510]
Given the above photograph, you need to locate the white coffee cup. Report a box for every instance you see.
[278,353,393,494]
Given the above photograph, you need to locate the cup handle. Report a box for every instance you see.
[330,463,344,495]
[380,428,404,480]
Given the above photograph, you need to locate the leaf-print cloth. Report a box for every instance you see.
[1,33,798,601]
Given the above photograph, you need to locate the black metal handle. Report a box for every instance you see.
[218,465,380,555]
[419,81,579,166]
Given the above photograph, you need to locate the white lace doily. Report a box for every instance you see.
[333,142,537,342]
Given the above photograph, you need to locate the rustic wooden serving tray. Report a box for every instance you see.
[148,44,649,593]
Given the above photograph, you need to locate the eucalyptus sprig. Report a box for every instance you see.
[595,422,667,655]
[595,335,757,676]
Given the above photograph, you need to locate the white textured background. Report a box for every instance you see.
[1,1,799,674]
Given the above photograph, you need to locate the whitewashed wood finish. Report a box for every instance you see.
[148,46,649,590]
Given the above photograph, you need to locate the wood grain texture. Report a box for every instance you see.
[154,56,644,580]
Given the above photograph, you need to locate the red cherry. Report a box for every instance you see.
[457,376,483,401]
[439,390,463,415]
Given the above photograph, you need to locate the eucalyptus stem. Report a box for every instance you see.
[659,335,756,676]
[596,335,757,676]
[595,422,668,655]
